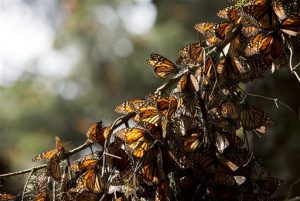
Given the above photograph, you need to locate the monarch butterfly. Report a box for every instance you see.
[177,115,200,136]
[194,22,221,46]
[33,188,48,201]
[110,146,129,170]
[175,95,199,117]
[140,121,164,140]
[145,92,161,105]
[240,103,274,131]
[64,189,95,201]
[183,132,203,152]
[272,0,287,21]
[239,14,262,37]
[279,16,300,37]
[195,56,216,87]
[221,159,239,172]
[177,73,199,94]
[76,169,102,192]
[143,159,160,184]
[215,117,240,134]
[142,148,174,184]
[217,6,243,23]
[156,96,177,118]
[116,128,155,158]
[47,157,61,181]
[0,194,16,201]
[194,22,214,33]
[244,32,271,56]
[215,133,229,154]
[86,122,110,145]
[134,105,161,126]
[70,156,99,172]
[146,53,179,78]
[220,100,241,121]
[245,54,272,78]
[198,155,224,174]
[176,42,205,66]
[195,22,234,44]
[32,136,65,161]
[234,175,247,185]
[115,98,153,115]
[279,0,300,17]
[217,56,253,85]
[215,22,235,40]
[242,0,275,29]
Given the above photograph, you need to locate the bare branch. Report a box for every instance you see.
[0,111,137,179]
[293,70,300,83]
[286,197,300,201]
[288,44,300,83]
[0,164,47,179]
[21,168,35,201]
[238,86,298,118]
[286,178,300,201]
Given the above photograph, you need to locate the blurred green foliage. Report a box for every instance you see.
[1,0,299,198]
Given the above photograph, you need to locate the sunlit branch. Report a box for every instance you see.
[288,45,300,83]
[0,112,136,179]
[286,197,300,201]
[0,164,47,179]
[21,168,34,201]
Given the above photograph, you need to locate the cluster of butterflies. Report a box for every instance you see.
[2,0,299,200]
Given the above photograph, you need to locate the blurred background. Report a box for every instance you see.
[0,0,299,198]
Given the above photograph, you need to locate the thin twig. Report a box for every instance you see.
[60,167,68,196]
[53,181,56,201]
[103,152,122,159]
[286,178,300,200]
[0,142,90,178]
[293,70,300,83]
[0,164,47,178]
[286,196,300,201]
[288,44,294,73]
[288,44,300,83]
[243,129,250,151]
[21,168,34,201]
[238,86,297,117]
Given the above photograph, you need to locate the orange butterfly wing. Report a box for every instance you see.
[146,53,178,78]
[177,42,205,66]
[116,128,154,158]
[32,136,65,161]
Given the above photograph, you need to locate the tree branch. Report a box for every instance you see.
[0,164,47,178]
[21,168,34,201]
[0,112,136,179]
